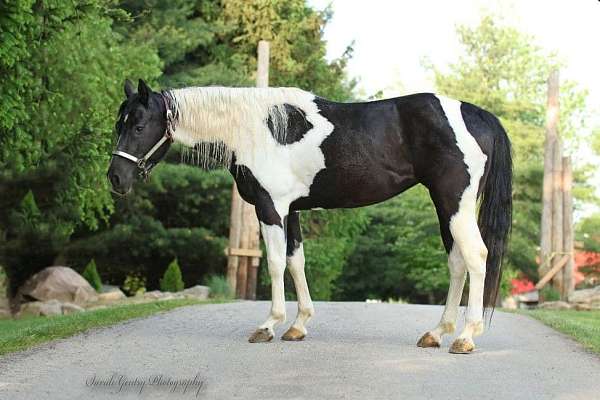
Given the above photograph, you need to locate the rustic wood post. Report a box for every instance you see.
[562,156,574,299]
[551,138,564,294]
[226,184,243,292]
[245,40,270,300]
[540,70,559,278]
[226,41,269,299]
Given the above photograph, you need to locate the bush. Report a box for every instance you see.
[122,273,146,297]
[160,259,184,292]
[82,259,102,292]
[205,275,233,299]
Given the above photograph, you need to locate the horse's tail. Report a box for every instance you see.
[478,112,513,309]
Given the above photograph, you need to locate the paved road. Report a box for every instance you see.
[1,302,599,400]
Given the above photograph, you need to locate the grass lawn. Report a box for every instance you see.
[519,309,600,355]
[0,298,222,356]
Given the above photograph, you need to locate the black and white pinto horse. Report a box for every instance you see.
[108,79,512,354]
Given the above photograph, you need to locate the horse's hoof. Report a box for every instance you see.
[449,338,475,354]
[281,327,305,341]
[417,332,441,348]
[248,328,273,343]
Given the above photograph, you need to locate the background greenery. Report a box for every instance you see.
[1,2,598,304]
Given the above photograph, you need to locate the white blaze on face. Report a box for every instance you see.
[436,95,488,325]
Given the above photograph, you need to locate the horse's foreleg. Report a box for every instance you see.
[281,212,314,341]
[248,221,287,343]
[417,245,466,348]
[282,243,314,341]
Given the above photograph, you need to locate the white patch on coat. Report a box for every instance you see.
[287,243,314,333]
[170,87,334,213]
[123,113,128,123]
[259,222,288,333]
[436,95,488,325]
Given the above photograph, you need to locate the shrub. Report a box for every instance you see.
[82,259,102,292]
[205,275,233,299]
[160,259,184,292]
[122,274,146,297]
[540,286,561,302]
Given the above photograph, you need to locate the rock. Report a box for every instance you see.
[501,296,518,309]
[86,305,108,311]
[17,266,98,306]
[100,284,121,293]
[97,288,126,302]
[569,286,600,304]
[61,302,84,315]
[516,290,539,303]
[182,285,210,300]
[143,290,185,301]
[0,309,11,319]
[19,299,63,317]
[538,301,572,310]
[143,290,164,300]
[574,303,592,311]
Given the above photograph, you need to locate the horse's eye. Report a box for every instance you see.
[135,125,144,133]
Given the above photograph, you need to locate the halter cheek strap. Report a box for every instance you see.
[112,97,175,180]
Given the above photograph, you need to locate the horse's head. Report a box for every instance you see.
[107,79,174,195]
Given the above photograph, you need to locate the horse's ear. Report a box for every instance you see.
[124,79,135,98]
[138,79,152,107]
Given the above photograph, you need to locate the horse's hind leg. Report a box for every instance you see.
[447,206,487,354]
[417,245,466,348]
[281,212,314,341]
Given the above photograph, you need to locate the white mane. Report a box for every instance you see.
[169,86,316,168]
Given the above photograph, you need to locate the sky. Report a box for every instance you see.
[307,0,600,110]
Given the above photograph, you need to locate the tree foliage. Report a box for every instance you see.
[160,258,184,292]
[0,0,161,295]
[0,0,361,293]
[82,259,102,292]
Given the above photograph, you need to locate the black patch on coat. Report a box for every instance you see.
[285,212,302,257]
[229,159,282,227]
[266,103,313,145]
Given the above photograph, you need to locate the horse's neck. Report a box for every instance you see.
[169,86,309,165]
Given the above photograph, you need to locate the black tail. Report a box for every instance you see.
[477,112,512,309]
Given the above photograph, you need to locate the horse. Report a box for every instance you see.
[107,79,512,354]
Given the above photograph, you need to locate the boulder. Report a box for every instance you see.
[61,302,85,315]
[182,285,210,300]
[19,299,63,317]
[18,266,98,306]
[538,301,572,310]
[143,290,164,300]
[569,286,600,305]
[143,290,185,301]
[97,288,127,302]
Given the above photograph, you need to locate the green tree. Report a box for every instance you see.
[0,0,161,295]
[82,259,102,292]
[160,259,184,292]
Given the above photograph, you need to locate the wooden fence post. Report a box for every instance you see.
[226,183,243,292]
[540,70,559,278]
[562,156,574,299]
[226,41,269,299]
[245,40,270,300]
[551,138,564,295]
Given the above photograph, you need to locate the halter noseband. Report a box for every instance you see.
[112,93,176,180]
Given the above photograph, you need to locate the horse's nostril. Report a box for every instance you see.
[110,172,121,187]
